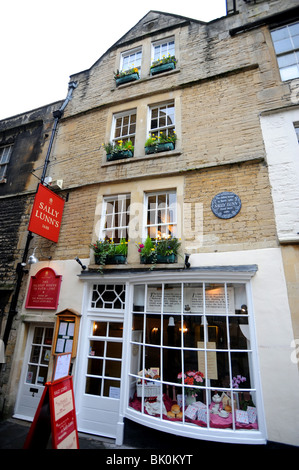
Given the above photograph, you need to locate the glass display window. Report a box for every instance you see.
[128,280,260,436]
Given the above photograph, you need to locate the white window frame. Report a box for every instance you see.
[151,37,175,64]
[120,47,142,73]
[122,270,266,445]
[111,109,137,147]
[0,145,13,181]
[143,190,177,240]
[100,194,131,242]
[147,101,175,139]
[271,22,299,81]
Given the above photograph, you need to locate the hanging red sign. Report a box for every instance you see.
[25,267,62,309]
[28,183,65,243]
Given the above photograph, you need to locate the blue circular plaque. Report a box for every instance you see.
[211,192,241,219]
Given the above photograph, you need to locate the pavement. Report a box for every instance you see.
[0,416,297,459]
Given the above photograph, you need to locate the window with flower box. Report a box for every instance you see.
[112,110,136,147]
[127,279,263,442]
[105,110,136,161]
[145,102,176,154]
[150,38,177,76]
[144,190,177,240]
[94,194,131,265]
[271,22,299,81]
[152,38,175,64]
[114,48,142,86]
[101,194,131,243]
[149,102,175,137]
[121,47,142,73]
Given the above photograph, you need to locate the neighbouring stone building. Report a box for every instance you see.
[1,0,299,447]
[0,101,64,394]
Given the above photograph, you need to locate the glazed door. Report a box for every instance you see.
[14,325,54,420]
[76,318,124,441]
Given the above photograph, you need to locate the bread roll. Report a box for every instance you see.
[171,404,180,414]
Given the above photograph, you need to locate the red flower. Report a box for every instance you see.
[185,377,194,385]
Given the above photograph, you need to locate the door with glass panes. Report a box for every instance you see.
[76,318,124,440]
[14,324,54,420]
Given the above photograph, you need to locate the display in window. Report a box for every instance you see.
[142,284,235,313]
[197,343,218,380]
[128,281,258,432]
[177,370,204,405]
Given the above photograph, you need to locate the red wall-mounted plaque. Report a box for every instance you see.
[28,183,65,243]
[25,267,62,310]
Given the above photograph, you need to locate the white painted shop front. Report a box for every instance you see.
[73,267,267,445]
[14,248,299,447]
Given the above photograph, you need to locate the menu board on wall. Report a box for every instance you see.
[146,286,235,314]
[55,321,75,354]
[52,352,72,381]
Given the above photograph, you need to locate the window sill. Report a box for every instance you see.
[88,261,185,271]
[112,68,180,90]
[101,150,181,167]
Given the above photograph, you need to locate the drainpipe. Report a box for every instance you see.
[40,81,77,184]
[1,81,77,352]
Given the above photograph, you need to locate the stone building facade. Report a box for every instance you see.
[0,102,64,410]
[1,0,299,447]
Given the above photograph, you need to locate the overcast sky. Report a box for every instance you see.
[0,0,227,120]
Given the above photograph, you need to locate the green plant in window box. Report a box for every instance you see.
[102,140,134,161]
[157,237,181,258]
[145,131,177,154]
[150,55,177,75]
[114,67,139,85]
[90,238,128,268]
[137,235,181,267]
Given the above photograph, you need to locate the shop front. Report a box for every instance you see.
[75,266,267,445]
[13,249,298,446]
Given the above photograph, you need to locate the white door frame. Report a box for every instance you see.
[14,323,54,421]
[73,280,127,444]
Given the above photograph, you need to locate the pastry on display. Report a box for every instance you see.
[171,404,180,415]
